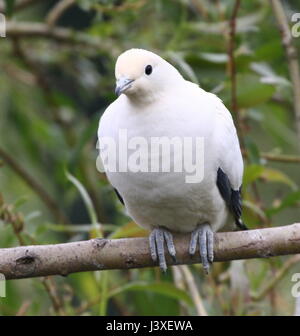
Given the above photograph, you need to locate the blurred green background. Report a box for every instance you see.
[0,0,300,316]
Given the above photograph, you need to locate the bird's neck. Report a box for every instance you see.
[126,89,166,107]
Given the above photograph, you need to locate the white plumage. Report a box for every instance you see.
[98,49,245,272]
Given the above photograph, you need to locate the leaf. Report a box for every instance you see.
[243,165,297,190]
[244,137,261,165]
[260,167,297,190]
[167,51,199,84]
[243,165,265,186]
[25,211,41,222]
[235,74,275,108]
[77,0,99,11]
[69,113,101,168]
[109,221,148,239]
[259,103,299,150]
[44,223,103,233]
[198,52,228,64]
[250,62,290,87]
[12,196,28,209]
[187,10,266,34]
[108,281,193,306]
[243,200,267,221]
[266,191,300,216]
[65,170,102,237]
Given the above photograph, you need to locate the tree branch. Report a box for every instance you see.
[271,0,300,146]
[46,0,75,27]
[251,254,300,301]
[6,21,118,55]
[227,0,245,149]
[179,265,208,316]
[1,224,300,280]
[242,149,300,164]
[0,146,69,225]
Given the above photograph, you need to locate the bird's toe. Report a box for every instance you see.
[149,228,176,272]
[189,223,214,274]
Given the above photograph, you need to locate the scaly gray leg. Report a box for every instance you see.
[189,223,214,274]
[149,227,176,272]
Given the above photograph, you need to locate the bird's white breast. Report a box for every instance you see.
[98,83,228,233]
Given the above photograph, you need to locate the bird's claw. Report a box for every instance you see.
[149,228,176,272]
[189,223,214,274]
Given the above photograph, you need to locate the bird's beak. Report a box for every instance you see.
[115,77,134,96]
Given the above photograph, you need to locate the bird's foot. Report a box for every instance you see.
[189,223,214,274]
[149,227,177,272]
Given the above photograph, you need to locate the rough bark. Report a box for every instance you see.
[1,224,300,280]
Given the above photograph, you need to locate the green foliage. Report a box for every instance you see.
[0,0,300,316]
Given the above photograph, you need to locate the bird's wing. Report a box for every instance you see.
[97,101,126,206]
[212,94,247,230]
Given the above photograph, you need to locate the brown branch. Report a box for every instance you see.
[271,0,300,146]
[46,0,75,27]
[0,193,67,315]
[6,21,118,55]
[227,1,266,220]
[259,152,300,164]
[242,150,300,164]
[16,301,31,316]
[41,277,66,315]
[0,193,25,245]
[251,254,300,301]
[1,223,300,280]
[0,146,69,225]
[228,0,244,145]
[179,265,208,316]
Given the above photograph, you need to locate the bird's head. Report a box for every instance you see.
[114,49,183,103]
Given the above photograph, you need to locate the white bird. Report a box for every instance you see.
[98,48,247,273]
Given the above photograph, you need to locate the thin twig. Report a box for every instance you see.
[6,21,118,55]
[242,150,300,164]
[0,193,67,315]
[0,146,69,225]
[179,265,208,316]
[261,152,300,163]
[0,193,26,245]
[271,0,300,146]
[16,301,31,316]
[41,277,66,316]
[171,266,189,315]
[251,254,300,301]
[227,1,267,231]
[228,0,245,148]
[46,0,75,27]
[3,62,36,86]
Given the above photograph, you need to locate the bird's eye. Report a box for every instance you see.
[145,65,153,75]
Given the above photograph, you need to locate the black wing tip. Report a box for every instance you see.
[217,168,247,231]
[235,218,248,231]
